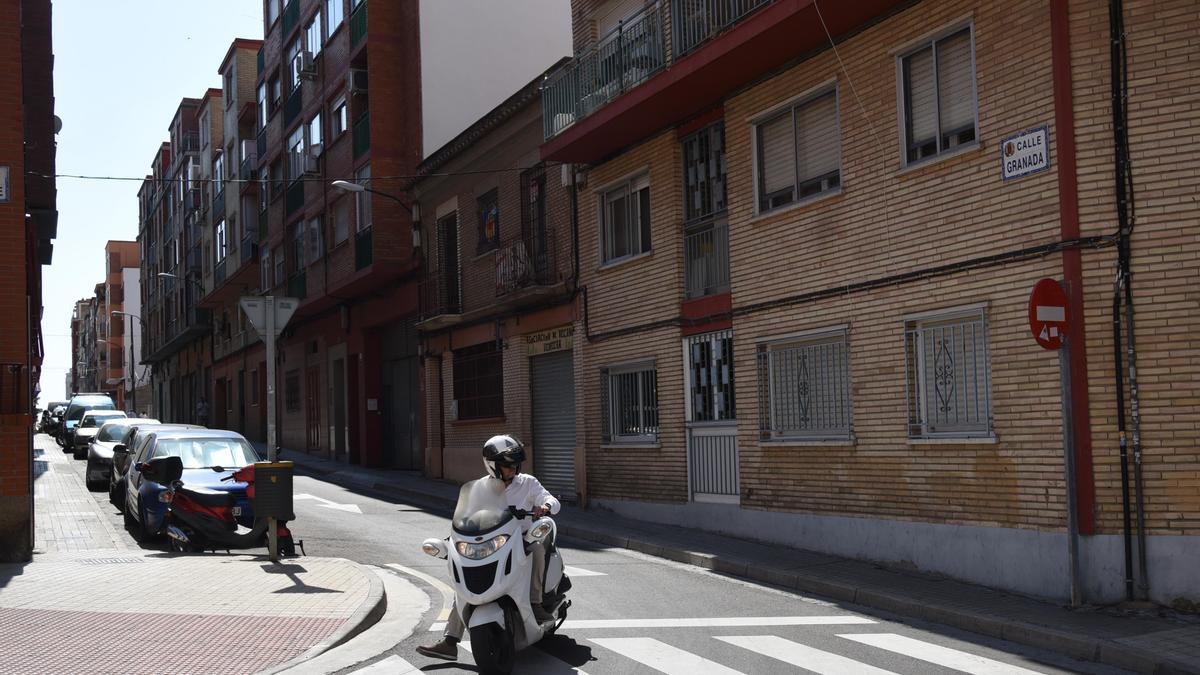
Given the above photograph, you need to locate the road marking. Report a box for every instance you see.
[386,563,456,622]
[460,641,591,674]
[348,655,419,674]
[430,614,874,631]
[589,638,743,674]
[563,565,606,577]
[839,634,1045,675]
[294,493,362,513]
[718,635,898,675]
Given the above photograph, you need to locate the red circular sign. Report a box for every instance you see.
[1029,278,1070,350]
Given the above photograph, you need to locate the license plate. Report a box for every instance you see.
[232,506,243,517]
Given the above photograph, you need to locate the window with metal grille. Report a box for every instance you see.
[682,123,726,223]
[756,89,840,212]
[477,189,500,253]
[756,330,851,440]
[900,26,977,164]
[601,363,658,443]
[285,369,300,412]
[904,309,991,438]
[688,331,735,422]
[600,176,651,264]
[453,342,503,420]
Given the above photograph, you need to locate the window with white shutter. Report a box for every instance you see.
[900,26,978,164]
[755,88,840,213]
[600,175,651,264]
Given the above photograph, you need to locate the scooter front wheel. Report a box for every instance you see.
[468,622,514,675]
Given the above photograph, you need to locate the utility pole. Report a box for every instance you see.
[264,295,278,561]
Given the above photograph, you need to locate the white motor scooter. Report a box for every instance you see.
[422,478,572,674]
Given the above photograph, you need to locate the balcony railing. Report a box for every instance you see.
[351,0,368,48]
[212,188,226,220]
[240,232,259,267]
[213,330,261,363]
[286,180,305,216]
[543,0,774,139]
[420,268,462,319]
[495,229,557,297]
[256,128,267,162]
[282,0,300,36]
[214,258,228,287]
[542,2,666,138]
[283,86,303,128]
[179,131,200,152]
[353,112,370,158]
[684,219,730,299]
[287,270,307,299]
[354,226,372,270]
[239,154,257,182]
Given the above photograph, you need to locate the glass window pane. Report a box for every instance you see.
[905,47,937,153]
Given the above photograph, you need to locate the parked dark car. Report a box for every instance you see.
[120,429,260,540]
[60,393,116,450]
[108,423,203,508]
[85,418,160,491]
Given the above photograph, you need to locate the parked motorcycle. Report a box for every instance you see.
[142,456,302,556]
[421,478,571,674]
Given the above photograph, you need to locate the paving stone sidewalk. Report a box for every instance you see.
[273,443,1200,675]
[0,436,383,675]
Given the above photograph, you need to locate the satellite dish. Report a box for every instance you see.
[53,116,62,134]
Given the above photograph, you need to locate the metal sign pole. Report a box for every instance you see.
[265,295,279,563]
[1060,333,1082,607]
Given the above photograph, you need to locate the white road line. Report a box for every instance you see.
[718,635,899,675]
[348,655,420,674]
[589,638,744,675]
[838,634,1046,675]
[460,641,592,674]
[431,614,873,632]
[386,563,456,621]
[563,565,606,577]
[293,493,362,513]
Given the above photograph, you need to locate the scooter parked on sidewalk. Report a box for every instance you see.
[142,456,303,556]
[421,478,571,675]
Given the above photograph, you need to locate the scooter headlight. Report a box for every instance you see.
[455,534,509,560]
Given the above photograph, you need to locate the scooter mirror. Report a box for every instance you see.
[421,538,448,559]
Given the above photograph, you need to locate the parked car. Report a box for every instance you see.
[60,393,116,450]
[71,410,128,459]
[85,418,160,491]
[109,423,203,508]
[120,428,259,540]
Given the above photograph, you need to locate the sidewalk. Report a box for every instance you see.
[0,436,384,675]
[276,445,1200,675]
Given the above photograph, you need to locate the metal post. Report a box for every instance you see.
[264,295,279,562]
[1060,333,1083,607]
[129,334,137,414]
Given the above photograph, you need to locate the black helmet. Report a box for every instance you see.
[482,434,526,481]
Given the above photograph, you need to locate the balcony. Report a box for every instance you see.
[541,0,906,162]
[283,86,303,129]
[212,188,226,220]
[354,226,372,270]
[351,0,368,48]
[286,180,305,216]
[256,128,267,161]
[287,270,307,300]
[353,112,370,158]
[145,306,211,363]
[282,0,300,36]
[495,229,558,298]
[684,219,729,299]
[241,232,259,267]
[214,258,227,287]
[239,154,257,182]
[213,330,261,363]
[179,131,200,153]
[418,268,462,329]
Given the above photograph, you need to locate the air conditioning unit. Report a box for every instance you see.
[308,142,323,157]
[298,50,317,80]
[302,153,320,175]
[348,68,368,94]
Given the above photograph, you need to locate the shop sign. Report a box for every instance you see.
[525,325,574,356]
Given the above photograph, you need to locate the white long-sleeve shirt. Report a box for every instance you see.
[502,473,561,515]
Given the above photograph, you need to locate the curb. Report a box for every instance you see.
[259,559,387,675]
[291,464,1197,675]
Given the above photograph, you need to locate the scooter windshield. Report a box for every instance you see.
[452,478,512,535]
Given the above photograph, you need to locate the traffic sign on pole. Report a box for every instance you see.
[1029,278,1070,350]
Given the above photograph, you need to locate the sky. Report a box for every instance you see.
[41,1,264,402]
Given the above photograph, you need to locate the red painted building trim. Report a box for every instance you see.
[1051,0,1095,535]
[680,292,732,336]
[675,105,725,139]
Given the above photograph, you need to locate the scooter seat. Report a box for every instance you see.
[178,485,237,507]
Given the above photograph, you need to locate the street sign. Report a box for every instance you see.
[1029,278,1070,350]
[1001,126,1050,181]
[239,296,299,338]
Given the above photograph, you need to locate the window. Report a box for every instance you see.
[269,75,281,115]
[273,245,285,287]
[331,98,347,137]
[267,0,281,26]
[305,9,323,57]
[257,82,268,130]
[224,69,234,107]
[270,159,283,199]
[453,342,503,420]
[904,308,991,438]
[756,89,840,212]
[250,368,259,405]
[260,248,271,290]
[308,217,324,262]
[286,36,302,92]
[290,223,306,272]
[285,369,300,412]
[599,175,651,264]
[476,189,499,253]
[757,329,851,440]
[688,331,735,422]
[521,166,546,240]
[199,112,210,149]
[213,153,224,190]
[287,126,304,181]
[214,220,227,263]
[306,112,323,153]
[326,0,344,31]
[601,363,658,443]
[333,198,351,244]
[683,123,726,223]
[355,165,372,231]
[900,27,977,164]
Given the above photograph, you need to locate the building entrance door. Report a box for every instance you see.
[684,330,739,503]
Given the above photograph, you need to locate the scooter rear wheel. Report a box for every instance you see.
[468,622,514,675]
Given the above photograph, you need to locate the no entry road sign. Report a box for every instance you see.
[1029,278,1070,350]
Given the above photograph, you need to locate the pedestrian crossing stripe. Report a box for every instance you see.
[563,565,606,577]
[428,614,876,631]
[460,640,592,674]
[839,633,1045,675]
[718,635,898,675]
[589,638,743,675]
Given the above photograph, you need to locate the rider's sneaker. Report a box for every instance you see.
[416,637,458,661]
[532,603,554,623]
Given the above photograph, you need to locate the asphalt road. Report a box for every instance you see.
[57,446,1130,675]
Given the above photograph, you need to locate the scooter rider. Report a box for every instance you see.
[417,434,561,661]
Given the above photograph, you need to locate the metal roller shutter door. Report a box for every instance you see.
[531,350,577,500]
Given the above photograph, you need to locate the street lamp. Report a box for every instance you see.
[112,310,144,414]
[331,180,421,248]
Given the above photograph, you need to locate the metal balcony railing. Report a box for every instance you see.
[179,131,200,152]
[495,229,557,297]
[543,0,774,139]
[354,226,372,270]
[240,155,257,182]
[353,112,370,158]
[351,0,368,48]
[214,258,227,287]
[282,0,300,36]
[420,268,461,319]
[283,86,303,128]
[256,128,267,162]
[240,232,259,267]
[212,188,226,220]
[286,180,305,216]
[684,219,730,299]
[287,270,307,299]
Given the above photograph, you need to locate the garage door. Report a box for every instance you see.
[531,350,576,500]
